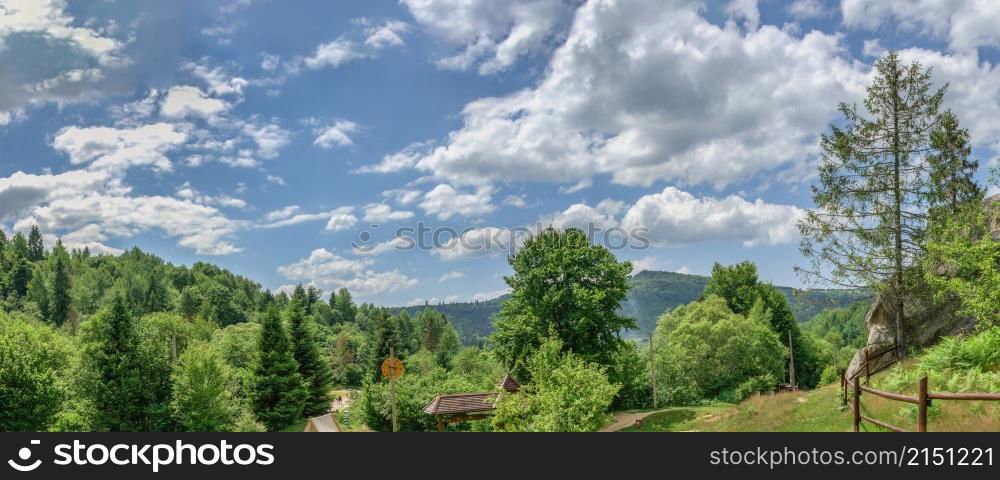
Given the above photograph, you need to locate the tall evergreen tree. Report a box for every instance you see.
[9,232,29,259]
[27,266,50,321]
[286,293,332,416]
[305,285,322,316]
[27,226,44,262]
[798,52,947,350]
[78,295,148,431]
[5,256,32,300]
[50,252,72,327]
[253,306,306,430]
[366,308,401,381]
[418,309,447,352]
[397,309,418,353]
[178,287,199,321]
[330,288,356,324]
[291,284,308,310]
[142,270,170,314]
[927,110,981,218]
[0,230,7,266]
[171,344,253,432]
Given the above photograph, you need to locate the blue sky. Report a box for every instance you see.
[2,0,999,306]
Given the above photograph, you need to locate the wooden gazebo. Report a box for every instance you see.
[423,374,520,432]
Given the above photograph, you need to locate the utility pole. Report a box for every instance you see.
[788,330,796,390]
[649,333,657,409]
[390,346,398,432]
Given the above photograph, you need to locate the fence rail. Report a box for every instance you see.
[841,347,1000,432]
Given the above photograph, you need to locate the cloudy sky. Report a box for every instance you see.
[2,0,999,306]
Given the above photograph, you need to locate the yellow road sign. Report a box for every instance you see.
[381,357,404,379]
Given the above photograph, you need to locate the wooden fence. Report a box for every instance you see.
[841,342,1000,432]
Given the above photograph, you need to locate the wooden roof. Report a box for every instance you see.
[304,414,340,432]
[497,373,520,393]
[423,392,498,415]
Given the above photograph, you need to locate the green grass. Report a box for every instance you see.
[624,377,999,432]
[279,418,309,432]
[620,385,885,432]
[623,328,1000,432]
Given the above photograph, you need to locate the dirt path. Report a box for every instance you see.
[601,410,670,432]
[330,390,355,413]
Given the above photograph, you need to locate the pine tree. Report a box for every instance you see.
[798,52,948,350]
[366,308,402,381]
[178,287,198,321]
[0,230,7,266]
[9,232,29,260]
[419,309,446,352]
[397,309,418,353]
[286,293,332,416]
[5,256,32,300]
[50,251,72,327]
[253,306,306,431]
[330,288,356,324]
[171,344,245,432]
[927,110,981,218]
[27,226,44,262]
[305,285,322,316]
[79,294,148,431]
[142,270,170,314]
[26,266,50,321]
[291,284,308,311]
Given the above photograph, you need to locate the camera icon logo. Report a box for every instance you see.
[8,440,42,472]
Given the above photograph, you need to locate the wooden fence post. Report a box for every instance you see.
[864,349,871,385]
[841,371,847,406]
[918,376,928,432]
[852,378,861,432]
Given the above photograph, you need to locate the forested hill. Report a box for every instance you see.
[391,270,871,343]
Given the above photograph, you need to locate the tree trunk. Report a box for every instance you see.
[891,61,906,353]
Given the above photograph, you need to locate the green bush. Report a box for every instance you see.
[491,337,619,432]
[355,368,488,432]
[819,365,841,385]
[719,374,777,404]
[0,312,73,431]
[652,296,785,404]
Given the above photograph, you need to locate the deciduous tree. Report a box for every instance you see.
[491,228,635,380]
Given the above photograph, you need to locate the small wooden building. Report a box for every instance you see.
[304,413,341,432]
[423,374,520,431]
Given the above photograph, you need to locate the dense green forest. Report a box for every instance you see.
[0,227,477,431]
[0,224,874,432]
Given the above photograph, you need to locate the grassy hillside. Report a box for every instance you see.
[621,327,1000,432]
[392,270,870,343]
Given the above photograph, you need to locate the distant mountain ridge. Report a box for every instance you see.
[389,270,872,343]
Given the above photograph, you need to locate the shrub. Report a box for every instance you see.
[652,296,785,404]
[491,337,619,432]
